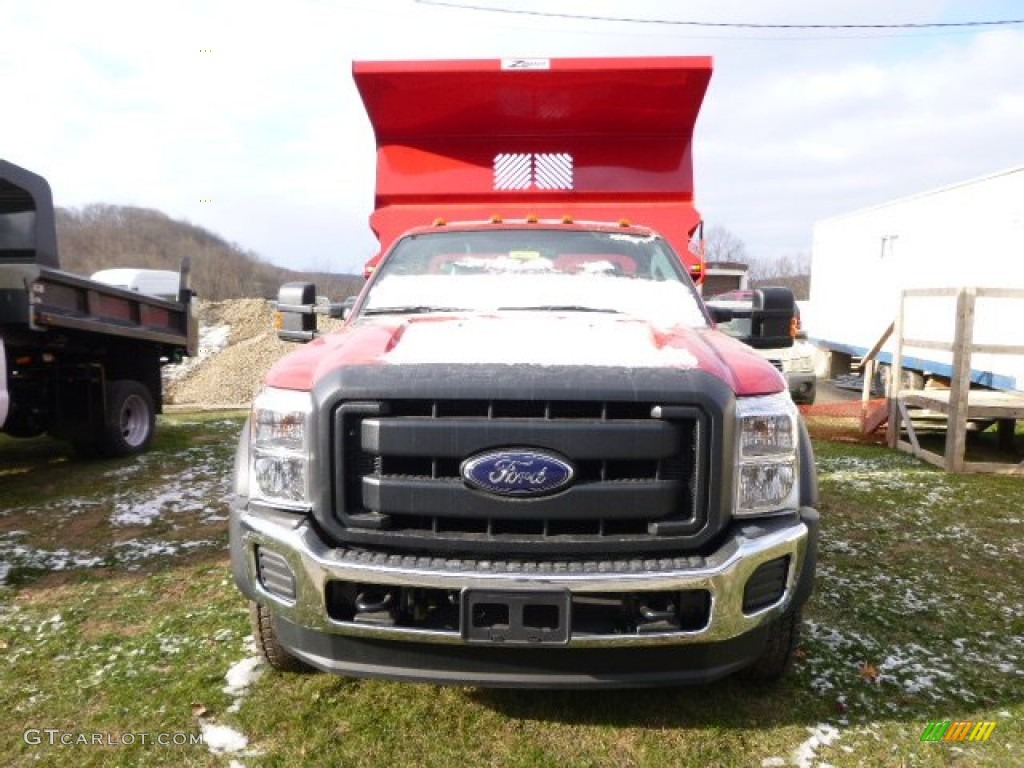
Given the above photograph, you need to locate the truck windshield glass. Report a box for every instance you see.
[361,229,708,328]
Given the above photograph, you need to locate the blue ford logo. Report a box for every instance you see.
[461,449,574,497]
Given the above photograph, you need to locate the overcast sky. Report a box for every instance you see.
[3,0,1022,275]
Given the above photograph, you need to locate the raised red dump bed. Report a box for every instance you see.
[353,56,713,277]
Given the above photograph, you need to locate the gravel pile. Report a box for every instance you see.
[165,299,342,408]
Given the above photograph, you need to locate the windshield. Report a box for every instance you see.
[360,229,708,328]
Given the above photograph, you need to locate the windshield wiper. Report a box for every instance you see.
[362,305,466,316]
[498,305,621,313]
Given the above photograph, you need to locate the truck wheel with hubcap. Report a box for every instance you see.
[250,601,314,673]
[97,380,155,457]
[740,609,802,683]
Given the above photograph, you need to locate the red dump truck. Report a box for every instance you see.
[1,159,196,457]
[231,57,819,688]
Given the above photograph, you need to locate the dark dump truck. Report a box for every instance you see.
[230,57,819,688]
[0,159,196,457]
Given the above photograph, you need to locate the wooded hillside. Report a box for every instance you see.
[55,204,363,301]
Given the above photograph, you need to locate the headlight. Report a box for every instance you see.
[735,392,799,516]
[250,387,314,509]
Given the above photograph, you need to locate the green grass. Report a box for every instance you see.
[1,414,1021,766]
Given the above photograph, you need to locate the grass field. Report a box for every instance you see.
[1,412,1021,767]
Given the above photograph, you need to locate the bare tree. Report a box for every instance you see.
[55,205,361,300]
[703,225,750,265]
[749,252,812,300]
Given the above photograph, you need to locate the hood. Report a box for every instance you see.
[265,313,784,396]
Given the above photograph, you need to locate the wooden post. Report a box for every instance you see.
[887,292,907,448]
[861,358,875,430]
[945,287,976,472]
[997,419,1016,453]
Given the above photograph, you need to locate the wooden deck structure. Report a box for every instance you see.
[884,287,1024,474]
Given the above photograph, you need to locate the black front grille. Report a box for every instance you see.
[331,399,709,555]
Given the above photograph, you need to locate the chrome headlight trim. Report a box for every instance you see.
[735,392,800,517]
[249,387,314,510]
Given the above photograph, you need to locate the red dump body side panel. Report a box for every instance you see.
[353,57,712,272]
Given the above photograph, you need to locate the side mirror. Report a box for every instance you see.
[707,304,733,324]
[275,283,352,342]
[276,282,317,342]
[709,288,796,349]
[746,287,796,349]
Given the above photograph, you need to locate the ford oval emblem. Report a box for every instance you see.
[461,449,575,497]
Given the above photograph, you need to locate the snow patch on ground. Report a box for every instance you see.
[880,645,963,697]
[0,539,105,582]
[110,463,230,526]
[200,642,265,761]
[223,655,265,703]
[199,720,249,754]
[113,538,217,565]
[0,422,238,585]
[792,724,840,768]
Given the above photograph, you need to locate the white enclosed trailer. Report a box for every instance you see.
[807,165,1024,392]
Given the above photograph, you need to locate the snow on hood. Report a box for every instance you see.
[380,313,700,367]
[265,310,786,397]
[364,273,708,328]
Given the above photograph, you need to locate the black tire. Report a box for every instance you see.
[249,601,315,673]
[740,609,802,683]
[793,389,817,406]
[94,380,155,457]
[3,412,46,438]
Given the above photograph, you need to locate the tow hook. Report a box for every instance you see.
[354,589,397,627]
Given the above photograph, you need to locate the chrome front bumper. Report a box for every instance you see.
[232,504,812,649]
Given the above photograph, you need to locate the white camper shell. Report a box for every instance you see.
[91,269,181,301]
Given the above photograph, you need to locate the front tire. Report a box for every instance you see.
[249,601,314,673]
[740,609,802,683]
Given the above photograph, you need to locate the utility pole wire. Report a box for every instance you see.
[414,0,1024,30]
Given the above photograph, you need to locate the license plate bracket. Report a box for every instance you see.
[460,589,571,645]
